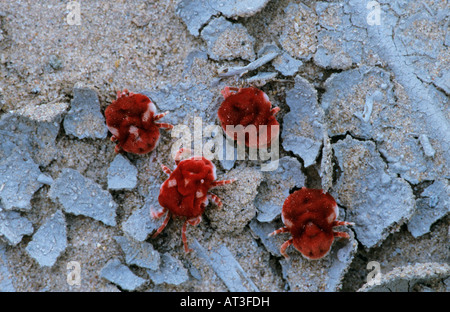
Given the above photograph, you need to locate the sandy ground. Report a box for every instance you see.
[0,0,448,292]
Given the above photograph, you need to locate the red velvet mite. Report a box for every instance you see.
[151,148,235,253]
[217,86,280,148]
[105,89,173,154]
[269,187,354,260]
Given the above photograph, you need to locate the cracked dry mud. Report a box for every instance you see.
[0,0,448,292]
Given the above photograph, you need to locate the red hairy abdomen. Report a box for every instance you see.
[158,157,216,218]
[218,87,279,147]
[283,189,337,237]
[105,93,160,154]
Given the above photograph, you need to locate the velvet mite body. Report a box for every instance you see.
[270,187,354,260]
[105,89,173,154]
[151,148,235,253]
[217,86,280,148]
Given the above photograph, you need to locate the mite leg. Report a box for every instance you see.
[182,216,202,253]
[150,206,167,219]
[151,210,171,238]
[207,193,223,209]
[271,107,280,116]
[221,86,239,99]
[280,238,293,259]
[154,111,169,121]
[332,220,355,227]
[156,122,173,130]
[161,164,172,176]
[333,231,350,239]
[187,216,202,226]
[114,144,123,154]
[181,220,192,253]
[174,148,192,165]
[211,179,236,188]
[117,89,131,99]
[268,226,289,237]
